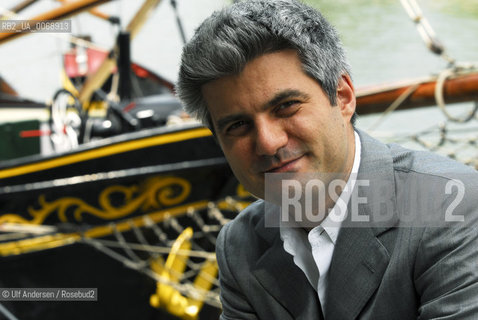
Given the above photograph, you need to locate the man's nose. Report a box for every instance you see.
[254,118,288,156]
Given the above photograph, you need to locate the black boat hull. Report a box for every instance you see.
[0,124,251,319]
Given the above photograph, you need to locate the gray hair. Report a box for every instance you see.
[177,0,353,129]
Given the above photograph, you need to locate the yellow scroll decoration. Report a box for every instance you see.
[0,176,191,225]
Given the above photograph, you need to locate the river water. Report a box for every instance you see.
[1,0,477,157]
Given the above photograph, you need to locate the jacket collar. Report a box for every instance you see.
[252,206,324,320]
[324,130,399,319]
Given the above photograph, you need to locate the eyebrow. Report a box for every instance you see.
[215,89,310,133]
[265,89,310,110]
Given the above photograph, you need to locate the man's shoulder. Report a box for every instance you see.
[387,142,477,179]
[358,128,476,179]
[219,200,267,244]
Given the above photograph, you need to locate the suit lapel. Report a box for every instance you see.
[252,206,323,320]
[325,227,392,319]
[324,131,399,320]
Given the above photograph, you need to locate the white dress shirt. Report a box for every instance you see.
[280,131,362,314]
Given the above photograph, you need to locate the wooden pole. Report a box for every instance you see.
[56,0,111,22]
[356,73,478,115]
[4,0,40,17]
[0,0,112,45]
[78,0,163,104]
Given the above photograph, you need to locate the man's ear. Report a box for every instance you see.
[336,74,356,122]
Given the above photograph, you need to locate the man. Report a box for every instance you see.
[176,1,478,319]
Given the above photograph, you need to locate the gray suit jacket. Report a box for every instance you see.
[216,130,478,320]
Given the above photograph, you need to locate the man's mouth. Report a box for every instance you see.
[264,155,305,173]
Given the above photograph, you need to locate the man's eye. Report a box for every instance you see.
[225,120,249,135]
[279,101,296,109]
[276,100,300,114]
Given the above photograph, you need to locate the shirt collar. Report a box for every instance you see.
[319,130,361,243]
[281,131,362,244]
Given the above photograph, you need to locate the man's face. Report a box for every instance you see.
[202,49,356,199]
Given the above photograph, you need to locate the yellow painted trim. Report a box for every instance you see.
[0,127,212,180]
[0,176,192,225]
[0,199,216,256]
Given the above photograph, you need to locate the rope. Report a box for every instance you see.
[111,223,146,266]
[364,2,478,170]
[368,83,420,131]
[74,198,245,309]
[89,239,216,259]
[371,118,478,169]
[400,0,455,65]
[82,235,224,307]
[170,0,187,44]
[434,68,478,123]
[0,303,19,320]
[411,122,447,151]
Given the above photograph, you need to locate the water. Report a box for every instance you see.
[0,0,477,145]
[313,0,478,85]
[310,0,478,155]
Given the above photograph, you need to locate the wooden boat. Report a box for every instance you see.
[0,1,255,319]
[356,70,478,114]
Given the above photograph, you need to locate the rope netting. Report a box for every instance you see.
[80,202,233,314]
[370,114,478,170]
[0,196,250,319]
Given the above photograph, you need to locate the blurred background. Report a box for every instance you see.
[1,0,477,100]
[1,0,477,149]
